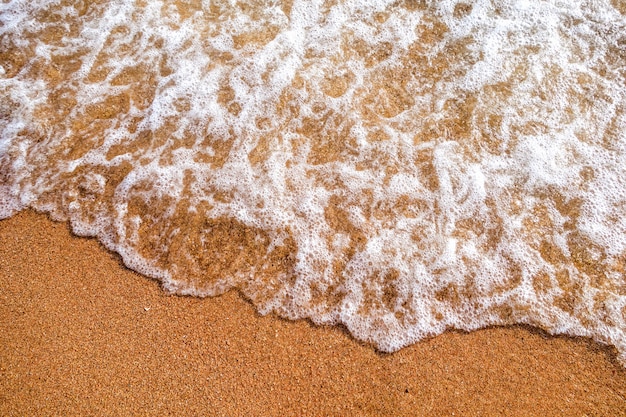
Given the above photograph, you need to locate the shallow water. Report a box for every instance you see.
[1,0,626,362]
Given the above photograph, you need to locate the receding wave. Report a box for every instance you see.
[1,0,626,362]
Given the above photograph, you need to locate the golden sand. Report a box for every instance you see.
[1,210,625,416]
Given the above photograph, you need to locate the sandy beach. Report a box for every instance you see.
[0,210,624,416]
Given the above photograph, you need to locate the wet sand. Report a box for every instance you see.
[1,210,625,416]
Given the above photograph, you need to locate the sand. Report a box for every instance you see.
[1,210,625,416]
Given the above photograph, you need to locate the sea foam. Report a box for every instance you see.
[1,0,626,362]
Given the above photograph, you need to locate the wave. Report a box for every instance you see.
[1,0,626,362]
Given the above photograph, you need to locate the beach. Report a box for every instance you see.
[1,210,625,416]
[2,2,626,414]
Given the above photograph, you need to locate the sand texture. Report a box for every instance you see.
[1,210,626,416]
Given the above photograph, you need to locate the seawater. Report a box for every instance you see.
[1,0,626,362]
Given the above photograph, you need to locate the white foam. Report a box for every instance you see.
[1,0,626,364]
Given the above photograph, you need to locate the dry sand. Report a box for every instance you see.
[1,210,625,416]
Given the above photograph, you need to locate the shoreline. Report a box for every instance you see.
[1,210,625,415]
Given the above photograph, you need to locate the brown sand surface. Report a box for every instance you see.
[1,210,626,416]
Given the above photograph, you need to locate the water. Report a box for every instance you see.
[1,0,626,362]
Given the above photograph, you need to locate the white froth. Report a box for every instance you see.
[1,0,626,364]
